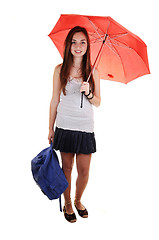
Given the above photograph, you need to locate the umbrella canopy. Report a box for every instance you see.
[48,14,150,84]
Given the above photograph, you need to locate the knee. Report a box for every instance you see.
[78,168,89,179]
[61,153,74,174]
[62,161,74,174]
[63,165,73,174]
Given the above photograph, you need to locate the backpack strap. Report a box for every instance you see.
[59,195,62,212]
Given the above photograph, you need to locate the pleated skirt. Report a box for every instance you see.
[52,127,96,154]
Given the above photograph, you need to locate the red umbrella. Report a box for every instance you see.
[48,14,150,107]
[48,14,150,82]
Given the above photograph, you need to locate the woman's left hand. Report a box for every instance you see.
[80,82,90,95]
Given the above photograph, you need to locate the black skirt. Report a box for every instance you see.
[52,127,96,154]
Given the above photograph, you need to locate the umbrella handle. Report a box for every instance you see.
[80,91,85,108]
[80,34,108,108]
[80,33,108,108]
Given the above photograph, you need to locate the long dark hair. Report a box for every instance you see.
[60,26,95,95]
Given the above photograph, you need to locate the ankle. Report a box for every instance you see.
[65,199,72,206]
[74,198,85,211]
[64,199,74,214]
[74,197,81,203]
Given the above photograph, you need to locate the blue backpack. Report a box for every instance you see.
[31,143,68,211]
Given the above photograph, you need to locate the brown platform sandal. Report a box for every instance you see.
[63,201,77,223]
[74,198,88,218]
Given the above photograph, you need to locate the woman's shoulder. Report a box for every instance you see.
[54,63,62,74]
[93,68,100,79]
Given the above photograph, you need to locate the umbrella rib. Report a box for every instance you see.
[107,37,150,79]
[88,20,110,44]
[89,33,103,43]
[109,39,132,49]
[105,37,120,56]
[109,32,128,40]
[87,17,104,41]
[49,28,103,44]
[107,38,127,82]
[108,33,134,49]
[90,33,109,43]
[105,42,119,56]
[91,39,103,44]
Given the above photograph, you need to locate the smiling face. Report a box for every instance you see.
[61,26,94,95]
[71,32,88,57]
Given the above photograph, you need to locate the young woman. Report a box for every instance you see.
[48,26,101,223]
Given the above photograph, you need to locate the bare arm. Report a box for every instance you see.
[89,68,101,107]
[48,64,62,143]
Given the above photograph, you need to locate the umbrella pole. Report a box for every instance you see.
[80,33,108,108]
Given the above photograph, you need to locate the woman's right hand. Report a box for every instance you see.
[48,129,55,144]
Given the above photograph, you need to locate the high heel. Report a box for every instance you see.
[74,198,88,218]
[63,201,77,223]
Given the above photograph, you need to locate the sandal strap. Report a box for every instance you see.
[74,205,88,218]
[74,198,81,203]
[64,212,77,222]
[74,198,88,218]
[65,199,72,206]
[63,206,77,223]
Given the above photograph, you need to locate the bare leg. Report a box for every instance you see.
[60,152,75,214]
[75,153,92,210]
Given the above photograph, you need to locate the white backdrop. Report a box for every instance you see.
[0,0,159,239]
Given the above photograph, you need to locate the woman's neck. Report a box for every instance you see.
[72,57,83,68]
[70,57,83,78]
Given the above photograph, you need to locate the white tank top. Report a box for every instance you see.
[56,76,94,133]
